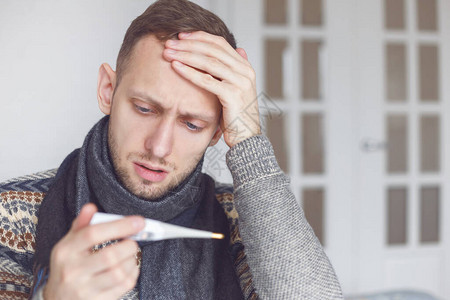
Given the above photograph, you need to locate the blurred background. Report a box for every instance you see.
[1,0,449,298]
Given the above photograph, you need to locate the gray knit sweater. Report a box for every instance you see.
[34,135,343,299]
[227,135,343,299]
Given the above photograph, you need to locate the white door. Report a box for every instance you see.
[213,0,450,298]
[355,0,450,298]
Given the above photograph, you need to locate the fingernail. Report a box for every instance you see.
[166,39,178,46]
[165,49,176,55]
[179,32,191,38]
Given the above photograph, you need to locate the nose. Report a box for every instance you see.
[144,118,174,159]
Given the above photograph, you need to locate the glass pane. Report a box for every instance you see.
[419,44,439,102]
[301,40,322,101]
[387,115,408,173]
[301,0,322,26]
[387,187,408,245]
[386,43,407,102]
[385,0,405,30]
[265,114,288,173]
[303,188,325,245]
[420,115,440,172]
[420,186,440,243]
[302,113,324,174]
[417,0,438,31]
[265,39,288,100]
[265,0,287,25]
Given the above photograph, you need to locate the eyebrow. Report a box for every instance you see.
[129,89,165,111]
[128,89,216,123]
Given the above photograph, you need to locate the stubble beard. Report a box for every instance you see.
[108,123,203,201]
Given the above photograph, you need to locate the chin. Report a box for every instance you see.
[137,185,171,200]
[127,175,171,200]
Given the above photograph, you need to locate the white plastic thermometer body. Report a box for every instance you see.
[90,212,224,241]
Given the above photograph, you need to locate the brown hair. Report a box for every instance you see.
[115,0,237,86]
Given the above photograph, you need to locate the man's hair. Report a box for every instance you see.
[115,0,237,86]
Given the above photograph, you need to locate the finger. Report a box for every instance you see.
[69,215,145,253]
[55,203,98,264]
[178,31,248,64]
[164,49,247,86]
[71,203,98,231]
[85,240,139,275]
[165,38,250,76]
[171,60,232,101]
[93,255,140,299]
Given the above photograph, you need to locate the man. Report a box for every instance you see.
[0,0,343,299]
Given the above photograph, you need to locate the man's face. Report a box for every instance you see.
[107,35,222,200]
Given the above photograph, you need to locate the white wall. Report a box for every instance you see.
[0,0,221,182]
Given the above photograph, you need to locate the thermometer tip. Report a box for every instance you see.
[212,233,224,239]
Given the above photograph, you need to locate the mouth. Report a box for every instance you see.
[135,162,168,173]
[139,164,164,173]
[133,162,169,183]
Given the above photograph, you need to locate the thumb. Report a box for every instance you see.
[236,48,248,61]
[71,203,98,232]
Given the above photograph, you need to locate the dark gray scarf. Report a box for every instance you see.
[33,116,243,299]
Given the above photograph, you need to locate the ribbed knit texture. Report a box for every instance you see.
[227,135,343,299]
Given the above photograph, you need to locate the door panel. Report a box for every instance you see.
[356,0,449,297]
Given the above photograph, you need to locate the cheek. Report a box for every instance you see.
[173,129,212,158]
[110,106,144,156]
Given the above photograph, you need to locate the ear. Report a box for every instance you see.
[97,63,116,115]
[209,126,223,147]
[236,48,248,61]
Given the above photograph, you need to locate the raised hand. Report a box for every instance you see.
[43,204,145,300]
[163,31,260,148]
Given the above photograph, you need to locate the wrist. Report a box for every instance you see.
[224,123,261,148]
[226,135,282,188]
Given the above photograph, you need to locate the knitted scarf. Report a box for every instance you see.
[32,116,243,299]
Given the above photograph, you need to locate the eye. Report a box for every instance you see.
[134,104,152,114]
[185,121,202,132]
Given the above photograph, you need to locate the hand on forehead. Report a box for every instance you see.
[162,30,260,148]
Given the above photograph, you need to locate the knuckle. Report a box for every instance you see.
[206,43,221,56]
[235,78,252,95]
[241,77,253,90]
[210,57,221,66]
[201,73,215,85]
[248,68,256,81]
[124,276,137,291]
[101,250,117,265]
[51,244,66,264]
[217,35,227,45]
[111,267,126,283]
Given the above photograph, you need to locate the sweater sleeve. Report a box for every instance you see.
[226,135,343,299]
[0,190,41,299]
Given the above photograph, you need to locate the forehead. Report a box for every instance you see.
[119,35,220,115]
